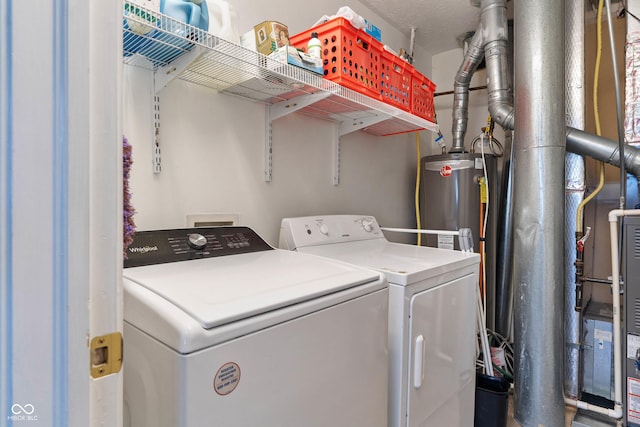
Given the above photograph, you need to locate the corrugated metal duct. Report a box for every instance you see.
[451,0,513,153]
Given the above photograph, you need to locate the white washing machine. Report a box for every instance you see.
[123,226,389,427]
[279,215,481,427]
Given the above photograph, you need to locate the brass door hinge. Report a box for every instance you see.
[90,332,123,378]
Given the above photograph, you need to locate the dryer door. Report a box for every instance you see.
[406,273,477,427]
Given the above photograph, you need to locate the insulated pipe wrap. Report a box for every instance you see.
[564,0,586,400]
[564,187,583,398]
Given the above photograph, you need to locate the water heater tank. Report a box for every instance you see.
[419,152,498,328]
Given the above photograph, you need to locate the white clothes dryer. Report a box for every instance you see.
[279,215,480,427]
[123,226,389,427]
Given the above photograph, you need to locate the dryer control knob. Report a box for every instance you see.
[318,223,329,235]
[187,233,207,250]
[361,218,374,232]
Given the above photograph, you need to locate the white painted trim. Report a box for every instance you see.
[88,0,124,426]
[0,0,13,422]
[1,1,122,425]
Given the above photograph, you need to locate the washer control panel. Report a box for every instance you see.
[279,215,385,250]
[124,226,273,268]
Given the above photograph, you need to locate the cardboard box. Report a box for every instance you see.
[269,46,323,75]
[241,21,290,56]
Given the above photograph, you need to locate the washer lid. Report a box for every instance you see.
[297,240,479,286]
[124,248,382,329]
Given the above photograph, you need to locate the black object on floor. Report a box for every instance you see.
[474,372,510,427]
[579,392,614,409]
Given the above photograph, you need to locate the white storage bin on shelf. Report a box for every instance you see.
[122,1,438,183]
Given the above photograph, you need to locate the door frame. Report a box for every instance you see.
[0,1,123,426]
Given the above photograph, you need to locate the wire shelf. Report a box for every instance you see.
[122,1,437,136]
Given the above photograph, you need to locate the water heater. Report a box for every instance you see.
[419,152,498,329]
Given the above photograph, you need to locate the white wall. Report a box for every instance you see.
[124,0,435,246]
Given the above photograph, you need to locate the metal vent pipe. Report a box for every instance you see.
[512,0,566,425]
[452,26,485,151]
[451,0,513,153]
[482,0,514,130]
[567,127,640,177]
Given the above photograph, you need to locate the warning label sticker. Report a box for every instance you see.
[629,377,640,424]
[214,362,241,396]
[629,334,640,359]
[438,234,454,250]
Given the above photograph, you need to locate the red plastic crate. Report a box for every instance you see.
[411,70,436,121]
[290,18,382,99]
[379,50,412,111]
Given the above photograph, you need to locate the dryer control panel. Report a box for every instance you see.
[124,226,273,268]
[279,215,386,250]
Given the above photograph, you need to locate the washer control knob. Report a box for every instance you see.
[361,218,374,232]
[187,233,207,250]
[318,223,329,235]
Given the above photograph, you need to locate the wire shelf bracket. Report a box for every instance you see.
[154,46,204,93]
[269,92,332,120]
[338,114,389,136]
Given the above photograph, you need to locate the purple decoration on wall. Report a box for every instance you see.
[123,135,136,258]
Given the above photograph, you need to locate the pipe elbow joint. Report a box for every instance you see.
[609,209,624,223]
[610,405,623,419]
[489,102,515,130]
[609,209,640,222]
[626,152,640,177]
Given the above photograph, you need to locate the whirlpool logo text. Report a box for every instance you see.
[128,245,158,254]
